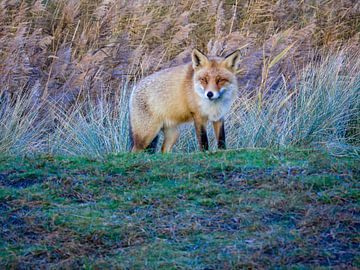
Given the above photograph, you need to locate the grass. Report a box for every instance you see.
[0,148,359,269]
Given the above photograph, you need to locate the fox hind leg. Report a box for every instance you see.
[131,122,162,153]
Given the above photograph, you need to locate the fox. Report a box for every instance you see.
[129,48,240,153]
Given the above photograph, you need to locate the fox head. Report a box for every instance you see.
[191,49,240,101]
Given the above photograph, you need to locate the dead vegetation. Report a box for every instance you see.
[0,0,359,104]
[0,1,359,156]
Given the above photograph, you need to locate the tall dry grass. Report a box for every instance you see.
[0,0,359,156]
[1,0,359,101]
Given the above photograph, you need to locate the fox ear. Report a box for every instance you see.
[222,50,241,71]
[192,49,209,69]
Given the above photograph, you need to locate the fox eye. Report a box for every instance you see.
[216,78,228,84]
[200,77,208,84]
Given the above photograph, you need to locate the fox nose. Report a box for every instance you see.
[207,91,214,99]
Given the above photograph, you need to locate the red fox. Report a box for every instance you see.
[129,48,240,153]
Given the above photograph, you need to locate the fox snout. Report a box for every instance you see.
[205,89,225,100]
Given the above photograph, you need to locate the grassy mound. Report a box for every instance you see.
[0,149,359,268]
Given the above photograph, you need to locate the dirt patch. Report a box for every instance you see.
[211,167,358,191]
[0,173,45,189]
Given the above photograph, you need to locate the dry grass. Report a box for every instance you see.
[0,0,359,101]
[0,0,359,156]
[48,50,359,157]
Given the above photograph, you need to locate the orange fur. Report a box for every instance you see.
[129,49,240,153]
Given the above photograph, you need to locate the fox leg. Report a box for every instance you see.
[131,122,162,153]
[213,119,226,149]
[193,116,209,151]
[161,126,180,153]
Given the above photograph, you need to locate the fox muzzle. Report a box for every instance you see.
[205,89,226,100]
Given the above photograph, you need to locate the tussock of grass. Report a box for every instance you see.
[0,87,48,156]
[224,51,360,150]
[0,149,359,268]
[49,85,131,157]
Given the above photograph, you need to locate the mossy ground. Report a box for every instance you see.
[0,149,359,269]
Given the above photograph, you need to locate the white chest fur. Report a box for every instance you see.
[198,97,232,121]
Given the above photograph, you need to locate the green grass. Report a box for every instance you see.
[0,149,359,269]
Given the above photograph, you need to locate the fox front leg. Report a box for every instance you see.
[213,119,226,149]
[193,116,209,151]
